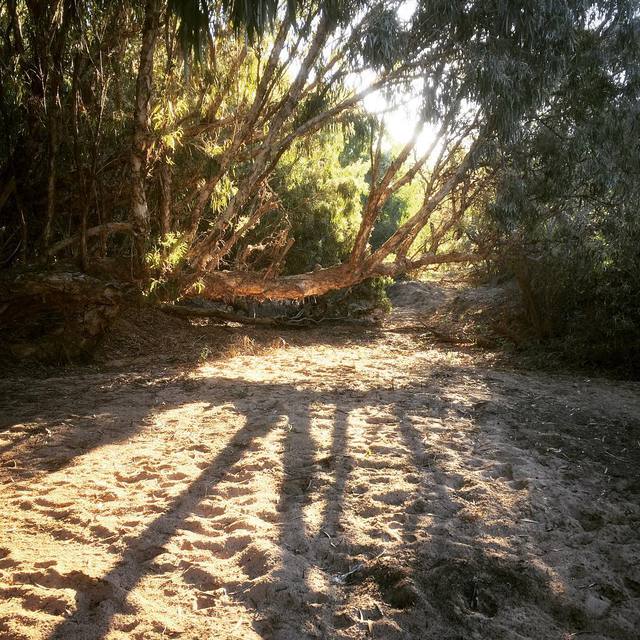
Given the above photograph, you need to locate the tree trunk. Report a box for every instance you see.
[193,251,479,302]
[130,0,161,267]
[42,116,57,250]
[159,155,172,236]
[39,0,75,252]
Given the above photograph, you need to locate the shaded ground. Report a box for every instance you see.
[1,279,639,639]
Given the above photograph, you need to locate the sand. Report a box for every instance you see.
[0,280,639,639]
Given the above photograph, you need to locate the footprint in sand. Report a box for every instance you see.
[482,462,515,481]
[89,524,117,539]
[358,503,386,518]
[177,517,213,535]
[0,548,18,570]
[114,470,154,484]
[216,534,253,559]
[48,525,83,542]
[195,502,225,518]
[166,471,190,481]
[220,483,253,499]
[189,538,225,553]
[368,443,408,456]
[239,544,276,579]
[255,509,279,523]
[431,471,466,489]
[576,510,605,532]
[372,490,411,506]
[358,458,398,470]
[34,506,74,521]
[224,519,257,534]
[96,490,121,501]
[33,497,74,509]
[20,590,72,616]
[12,568,118,605]
[33,560,57,569]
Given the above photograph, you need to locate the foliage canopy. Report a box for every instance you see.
[0,0,638,363]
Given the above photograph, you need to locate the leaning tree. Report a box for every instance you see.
[0,0,631,356]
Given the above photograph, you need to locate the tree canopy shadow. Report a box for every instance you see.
[21,366,599,640]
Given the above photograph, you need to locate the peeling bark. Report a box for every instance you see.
[130,0,162,264]
[194,252,480,301]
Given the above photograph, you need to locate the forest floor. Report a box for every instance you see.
[1,277,639,640]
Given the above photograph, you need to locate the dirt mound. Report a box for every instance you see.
[389,275,528,349]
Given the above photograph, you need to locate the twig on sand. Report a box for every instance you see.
[332,550,385,584]
[603,449,627,462]
[320,528,338,548]
[333,562,365,584]
[355,609,374,634]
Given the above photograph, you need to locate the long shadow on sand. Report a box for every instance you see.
[31,366,604,640]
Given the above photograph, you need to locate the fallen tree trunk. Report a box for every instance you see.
[47,222,133,256]
[194,252,480,301]
[0,252,479,362]
[159,303,281,326]
[158,303,378,327]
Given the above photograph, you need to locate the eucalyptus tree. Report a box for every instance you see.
[1,0,636,309]
[479,2,640,362]
[161,0,623,300]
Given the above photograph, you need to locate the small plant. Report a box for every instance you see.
[199,345,213,362]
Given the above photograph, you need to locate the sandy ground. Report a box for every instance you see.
[1,280,639,639]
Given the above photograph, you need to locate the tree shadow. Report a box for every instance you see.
[47,382,282,638]
[0,317,383,472]
[5,366,620,639]
[0,368,181,470]
[38,376,361,639]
